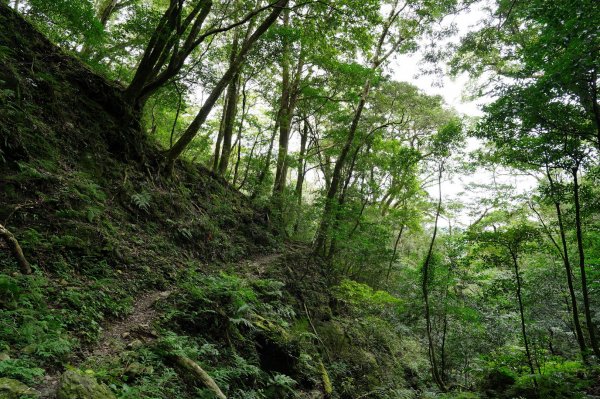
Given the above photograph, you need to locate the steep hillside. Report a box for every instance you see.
[0,3,274,264]
[0,1,272,393]
[0,5,430,399]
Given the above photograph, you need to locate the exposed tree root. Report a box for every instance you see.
[0,223,31,274]
[173,355,227,399]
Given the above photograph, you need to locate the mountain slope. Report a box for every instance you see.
[0,5,429,399]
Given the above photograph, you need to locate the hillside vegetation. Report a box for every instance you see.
[1,0,600,399]
[0,4,429,398]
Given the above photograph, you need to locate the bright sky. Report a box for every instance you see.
[388,4,538,225]
[390,3,489,117]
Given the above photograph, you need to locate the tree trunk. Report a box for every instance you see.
[124,0,183,107]
[313,78,371,254]
[173,356,226,399]
[588,70,600,153]
[218,31,241,176]
[169,82,183,149]
[238,129,260,191]
[232,82,248,184]
[312,0,407,254]
[166,0,288,172]
[440,299,449,383]
[79,0,122,57]
[294,120,309,202]
[293,120,309,234]
[272,8,292,197]
[212,94,228,172]
[324,141,365,260]
[440,253,455,383]
[509,250,537,382]
[323,155,332,191]
[252,117,279,199]
[546,169,588,359]
[273,29,304,199]
[422,165,446,392]
[98,0,118,26]
[124,0,216,109]
[572,167,600,357]
[386,224,404,282]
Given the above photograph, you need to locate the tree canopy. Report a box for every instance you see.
[1,0,600,397]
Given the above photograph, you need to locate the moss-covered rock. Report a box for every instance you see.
[56,371,116,399]
[319,361,333,396]
[0,377,39,398]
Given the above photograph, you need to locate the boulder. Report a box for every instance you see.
[0,377,39,398]
[124,362,152,381]
[56,370,116,399]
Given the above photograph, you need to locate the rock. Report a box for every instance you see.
[132,324,158,338]
[56,370,116,399]
[158,291,171,299]
[126,339,143,350]
[124,362,150,381]
[298,390,325,399]
[0,377,39,398]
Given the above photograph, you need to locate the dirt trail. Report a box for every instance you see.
[89,290,172,359]
[91,251,286,359]
[37,290,170,398]
[237,252,285,276]
[37,251,289,398]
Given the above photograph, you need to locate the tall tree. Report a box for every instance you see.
[469,215,540,383]
[475,85,600,359]
[124,0,284,111]
[313,0,459,255]
[217,28,242,176]
[272,7,304,200]
[422,162,447,391]
[542,168,588,359]
[165,0,289,171]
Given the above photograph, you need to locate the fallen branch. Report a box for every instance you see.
[303,302,330,360]
[173,355,227,399]
[0,223,31,274]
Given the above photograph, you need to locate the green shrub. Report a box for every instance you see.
[333,279,403,315]
[0,359,44,384]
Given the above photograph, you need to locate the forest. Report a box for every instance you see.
[0,0,599,398]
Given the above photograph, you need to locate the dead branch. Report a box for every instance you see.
[0,223,31,274]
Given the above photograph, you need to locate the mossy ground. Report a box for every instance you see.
[0,3,277,395]
[0,4,508,399]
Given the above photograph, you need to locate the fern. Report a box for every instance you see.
[0,359,44,384]
[178,227,193,240]
[131,191,151,212]
[267,373,297,393]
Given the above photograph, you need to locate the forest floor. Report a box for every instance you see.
[36,291,171,398]
[0,5,440,397]
[35,252,287,398]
